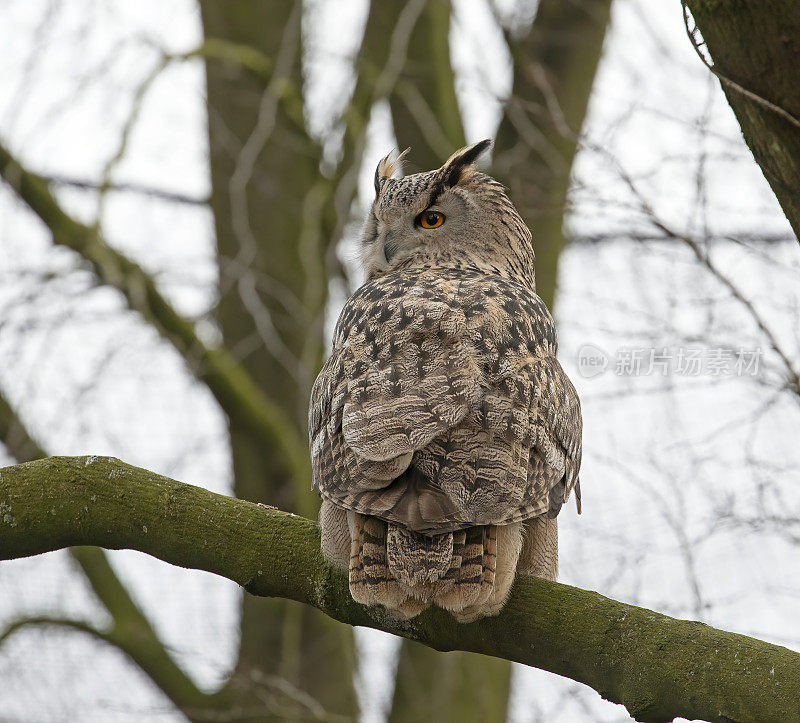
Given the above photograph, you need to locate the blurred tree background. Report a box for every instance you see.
[0,1,798,721]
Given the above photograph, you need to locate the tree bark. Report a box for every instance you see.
[684,0,800,242]
[362,3,512,718]
[199,1,355,716]
[2,455,799,723]
[0,139,309,487]
[494,0,613,308]
[0,393,229,721]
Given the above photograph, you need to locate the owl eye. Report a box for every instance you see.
[416,210,445,229]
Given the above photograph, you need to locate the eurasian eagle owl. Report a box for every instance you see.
[309,140,582,621]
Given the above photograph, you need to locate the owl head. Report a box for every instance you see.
[361,139,536,288]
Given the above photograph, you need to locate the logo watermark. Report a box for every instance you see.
[576,344,610,379]
[576,344,761,379]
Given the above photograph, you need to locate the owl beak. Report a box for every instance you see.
[383,231,401,262]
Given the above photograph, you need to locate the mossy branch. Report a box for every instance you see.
[1,456,798,723]
[0,140,309,487]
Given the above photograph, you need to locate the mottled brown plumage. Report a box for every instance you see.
[310,140,582,620]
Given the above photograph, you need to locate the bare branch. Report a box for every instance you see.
[40,175,209,206]
[0,393,45,463]
[590,142,800,390]
[0,605,224,717]
[0,140,310,486]
[0,615,108,647]
[0,390,226,718]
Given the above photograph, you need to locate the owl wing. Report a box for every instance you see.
[310,269,582,533]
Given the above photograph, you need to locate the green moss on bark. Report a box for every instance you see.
[3,456,799,723]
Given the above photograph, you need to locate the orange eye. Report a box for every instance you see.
[417,210,445,229]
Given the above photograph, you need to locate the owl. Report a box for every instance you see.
[309,140,582,621]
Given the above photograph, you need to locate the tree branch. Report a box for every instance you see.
[1,456,797,723]
[0,140,309,487]
[0,393,45,462]
[682,0,800,241]
[0,606,225,716]
[0,615,108,647]
[42,174,210,206]
[68,545,231,714]
[0,392,228,718]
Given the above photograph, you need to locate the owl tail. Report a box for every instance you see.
[348,512,501,619]
[386,523,453,586]
[348,514,428,619]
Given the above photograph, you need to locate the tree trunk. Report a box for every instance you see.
[199,1,356,716]
[391,641,511,723]
[373,1,614,718]
[359,3,515,720]
[385,0,465,171]
[494,0,613,309]
[684,0,800,242]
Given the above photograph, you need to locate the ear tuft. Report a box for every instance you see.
[374,148,410,196]
[441,138,492,188]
